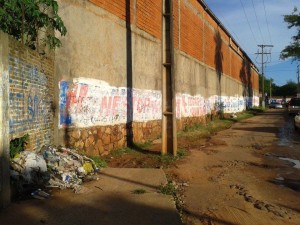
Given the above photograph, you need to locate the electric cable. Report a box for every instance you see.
[239,0,259,45]
[251,0,265,44]
[262,0,273,45]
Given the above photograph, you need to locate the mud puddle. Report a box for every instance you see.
[279,157,300,169]
[271,177,300,191]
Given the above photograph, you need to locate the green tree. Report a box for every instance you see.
[273,80,297,97]
[280,7,300,61]
[0,0,67,50]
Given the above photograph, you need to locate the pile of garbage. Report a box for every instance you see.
[11,146,99,193]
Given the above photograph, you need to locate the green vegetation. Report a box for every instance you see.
[132,189,147,194]
[103,109,257,168]
[280,7,300,61]
[89,156,108,168]
[159,181,177,196]
[10,134,29,158]
[0,0,67,50]
[109,147,136,157]
[178,110,259,148]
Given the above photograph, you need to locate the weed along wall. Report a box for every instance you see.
[55,0,259,156]
[0,32,55,151]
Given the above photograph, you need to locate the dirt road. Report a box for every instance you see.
[170,110,300,225]
[1,109,299,225]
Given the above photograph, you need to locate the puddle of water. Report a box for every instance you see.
[279,157,300,169]
[277,116,300,147]
[271,178,300,191]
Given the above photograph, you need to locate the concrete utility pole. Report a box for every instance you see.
[270,78,272,99]
[256,44,273,108]
[297,65,300,94]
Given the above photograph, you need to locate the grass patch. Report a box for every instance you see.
[177,148,187,157]
[159,181,177,195]
[151,148,188,167]
[132,141,152,150]
[10,134,29,158]
[89,156,108,168]
[109,147,135,157]
[178,110,257,148]
[132,189,147,194]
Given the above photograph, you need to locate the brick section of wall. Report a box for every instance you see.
[252,69,259,90]
[66,121,161,156]
[90,0,162,39]
[180,1,203,61]
[221,37,231,76]
[136,0,162,39]
[88,0,259,92]
[177,0,258,92]
[230,52,241,81]
[89,0,134,22]
[203,23,215,67]
[173,0,179,48]
[189,0,204,14]
[8,38,54,151]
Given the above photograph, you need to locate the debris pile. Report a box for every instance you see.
[11,146,99,193]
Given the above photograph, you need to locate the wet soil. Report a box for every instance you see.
[170,109,300,225]
[98,109,300,224]
[1,109,300,225]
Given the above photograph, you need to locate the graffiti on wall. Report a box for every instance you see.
[60,78,162,127]
[8,56,50,136]
[60,78,259,128]
[175,94,248,118]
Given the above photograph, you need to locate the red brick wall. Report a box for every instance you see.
[203,23,215,67]
[173,0,179,48]
[90,0,162,39]
[89,0,259,90]
[180,1,203,61]
[8,36,54,151]
[136,0,162,39]
[89,0,134,22]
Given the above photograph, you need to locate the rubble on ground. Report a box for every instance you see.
[10,146,100,193]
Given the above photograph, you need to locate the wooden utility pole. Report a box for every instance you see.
[256,44,273,108]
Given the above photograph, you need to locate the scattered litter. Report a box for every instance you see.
[230,113,237,119]
[31,189,50,200]
[10,145,100,195]
[11,151,49,184]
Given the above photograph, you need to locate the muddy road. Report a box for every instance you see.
[171,109,300,225]
[1,109,299,225]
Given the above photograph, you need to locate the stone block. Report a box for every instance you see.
[71,130,81,139]
[97,128,102,139]
[95,139,104,153]
[81,130,89,139]
[102,133,111,145]
[105,127,111,135]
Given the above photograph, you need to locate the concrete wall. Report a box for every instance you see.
[55,0,163,155]
[0,32,11,208]
[55,0,259,155]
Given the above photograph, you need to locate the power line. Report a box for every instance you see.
[239,0,258,45]
[265,69,295,72]
[262,0,272,45]
[251,0,265,43]
[256,44,274,108]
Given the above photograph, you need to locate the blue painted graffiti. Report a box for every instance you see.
[8,55,50,134]
[60,80,72,126]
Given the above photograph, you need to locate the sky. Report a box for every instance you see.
[204,0,299,87]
